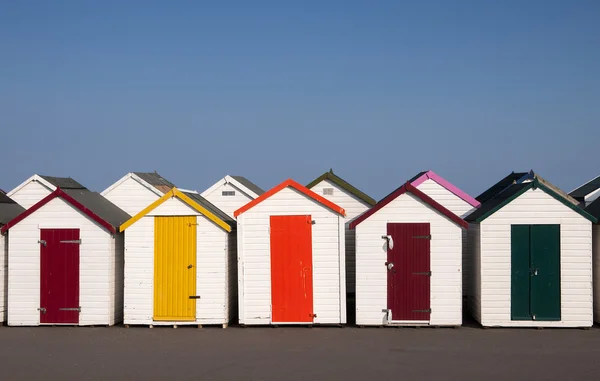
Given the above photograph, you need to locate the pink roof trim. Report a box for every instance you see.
[410,170,480,208]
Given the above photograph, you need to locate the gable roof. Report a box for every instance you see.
[201,175,264,199]
[120,188,234,233]
[349,182,468,230]
[570,175,600,201]
[0,193,25,226]
[230,176,265,196]
[475,172,528,203]
[306,169,376,206]
[234,179,346,218]
[466,176,597,223]
[8,174,85,198]
[409,170,480,208]
[132,172,175,194]
[1,188,131,234]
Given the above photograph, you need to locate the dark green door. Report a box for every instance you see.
[511,224,561,321]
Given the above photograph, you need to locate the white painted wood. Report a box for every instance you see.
[8,178,55,210]
[237,186,345,325]
[123,196,234,325]
[354,192,463,326]
[591,225,600,323]
[202,181,255,219]
[102,175,162,217]
[0,234,6,323]
[7,197,123,326]
[414,179,476,298]
[476,188,593,327]
[308,179,371,294]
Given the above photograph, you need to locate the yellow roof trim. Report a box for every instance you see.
[120,188,232,233]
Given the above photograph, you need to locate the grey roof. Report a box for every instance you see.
[231,176,264,196]
[39,175,86,189]
[570,176,600,201]
[133,172,175,193]
[182,191,236,229]
[586,198,600,221]
[62,189,131,228]
[0,193,25,226]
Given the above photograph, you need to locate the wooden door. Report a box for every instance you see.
[270,215,314,323]
[154,216,197,321]
[40,229,80,324]
[511,224,561,321]
[387,223,431,322]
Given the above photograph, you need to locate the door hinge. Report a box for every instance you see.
[188,223,199,227]
[412,271,432,276]
[412,309,431,313]
[413,235,431,240]
[189,296,201,299]
[309,313,317,318]
[60,240,82,244]
[38,240,46,247]
[59,307,81,312]
[38,307,46,314]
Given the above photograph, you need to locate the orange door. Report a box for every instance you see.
[270,215,314,323]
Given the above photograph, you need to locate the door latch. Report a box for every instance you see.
[530,268,538,276]
[385,262,394,270]
[38,240,46,247]
[38,308,46,314]
[189,296,201,299]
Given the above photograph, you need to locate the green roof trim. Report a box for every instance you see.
[471,179,598,224]
[306,169,376,206]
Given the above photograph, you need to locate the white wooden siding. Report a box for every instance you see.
[593,225,600,323]
[355,192,463,326]
[102,176,161,217]
[123,197,233,325]
[7,197,118,326]
[414,179,476,297]
[203,182,254,219]
[237,186,345,325]
[9,181,54,210]
[466,224,481,323]
[309,179,371,294]
[479,188,593,327]
[0,234,6,323]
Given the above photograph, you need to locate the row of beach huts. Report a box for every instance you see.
[0,169,599,328]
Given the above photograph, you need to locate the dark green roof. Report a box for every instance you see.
[306,169,376,206]
[466,178,597,224]
[475,172,528,203]
[586,198,600,221]
[570,175,600,201]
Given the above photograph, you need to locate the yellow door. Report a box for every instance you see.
[154,216,197,321]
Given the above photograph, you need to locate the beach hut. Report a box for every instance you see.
[0,194,25,324]
[570,175,600,207]
[119,188,236,327]
[1,187,130,326]
[235,179,346,325]
[101,172,176,216]
[408,170,480,298]
[465,171,597,327]
[350,182,468,327]
[585,199,600,323]
[7,174,86,209]
[201,175,265,218]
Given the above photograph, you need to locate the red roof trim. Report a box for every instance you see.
[349,182,468,230]
[1,188,116,234]
[234,179,346,217]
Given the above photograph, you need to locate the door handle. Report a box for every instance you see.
[385,262,394,270]
[187,264,193,269]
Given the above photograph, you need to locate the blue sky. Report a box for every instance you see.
[1,1,599,200]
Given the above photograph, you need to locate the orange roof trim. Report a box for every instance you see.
[234,179,346,217]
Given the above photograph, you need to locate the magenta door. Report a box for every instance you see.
[40,229,80,324]
[387,223,431,321]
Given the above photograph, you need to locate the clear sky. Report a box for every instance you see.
[1,1,599,200]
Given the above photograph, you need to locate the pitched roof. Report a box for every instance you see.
[1,188,131,234]
[585,198,600,221]
[39,175,86,189]
[349,182,468,229]
[120,188,234,232]
[230,176,265,196]
[409,170,480,208]
[133,172,175,194]
[234,179,346,218]
[466,176,597,223]
[0,193,25,226]
[570,175,600,201]
[306,169,376,206]
[475,172,528,203]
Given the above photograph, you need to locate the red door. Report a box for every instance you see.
[40,229,80,324]
[387,223,430,321]
[270,215,314,323]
